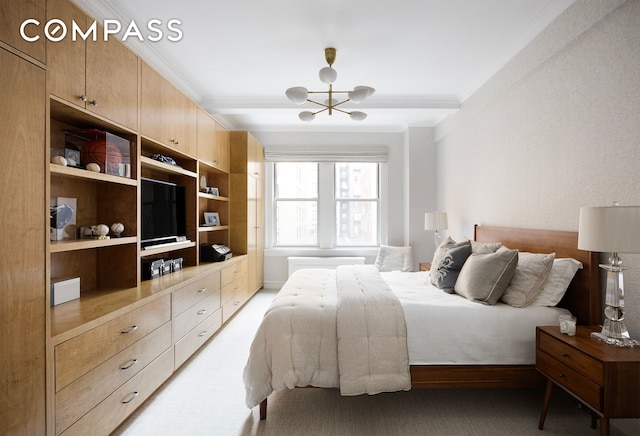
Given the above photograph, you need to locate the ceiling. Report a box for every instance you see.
[74,0,575,133]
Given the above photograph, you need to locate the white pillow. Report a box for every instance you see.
[530,258,583,306]
[501,252,555,308]
[375,245,413,272]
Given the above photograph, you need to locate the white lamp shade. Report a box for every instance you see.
[285,87,309,104]
[318,67,337,84]
[425,212,448,231]
[578,205,640,253]
[299,111,315,121]
[348,86,375,103]
[349,111,367,121]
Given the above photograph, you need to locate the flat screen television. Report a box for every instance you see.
[141,178,187,248]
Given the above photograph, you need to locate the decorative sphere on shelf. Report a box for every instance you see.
[86,162,101,172]
[92,224,109,239]
[110,222,124,237]
[52,155,68,166]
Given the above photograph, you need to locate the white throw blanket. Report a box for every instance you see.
[243,265,410,408]
[336,265,411,395]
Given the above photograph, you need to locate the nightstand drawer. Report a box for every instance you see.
[537,350,602,411]
[538,330,603,385]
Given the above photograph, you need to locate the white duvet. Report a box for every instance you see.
[243,268,568,409]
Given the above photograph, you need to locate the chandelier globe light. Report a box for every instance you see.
[285,47,375,121]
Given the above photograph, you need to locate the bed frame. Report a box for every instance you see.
[259,225,601,419]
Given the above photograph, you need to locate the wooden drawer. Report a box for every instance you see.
[221,273,248,305]
[55,296,171,391]
[538,330,603,384]
[537,350,602,411]
[55,322,171,434]
[174,309,222,369]
[60,348,174,436]
[222,288,249,324]
[173,292,221,341]
[172,270,220,317]
[221,259,247,288]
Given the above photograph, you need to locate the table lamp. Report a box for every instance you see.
[425,212,448,248]
[578,204,640,347]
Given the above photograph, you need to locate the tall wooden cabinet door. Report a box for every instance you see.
[0,47,46,435]
[197,109,230,172]
[215,121,230,173]
[247,175,258,291]
[0,0,45,63]
[85,30,139,130]
[170,89,197,157]
[255,173,265,289]
[47,0,86,108]
[140,62,164,142]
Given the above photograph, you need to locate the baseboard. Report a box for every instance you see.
[262,281,285,290]
[613,418,640,436]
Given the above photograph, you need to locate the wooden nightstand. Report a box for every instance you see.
[419,262,431,271]
[536,326,640,436]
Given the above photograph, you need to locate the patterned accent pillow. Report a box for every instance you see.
[429,237,471,293]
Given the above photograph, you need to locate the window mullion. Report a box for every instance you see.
[317,162,334,248]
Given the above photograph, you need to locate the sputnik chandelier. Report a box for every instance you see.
[285,47,375,121]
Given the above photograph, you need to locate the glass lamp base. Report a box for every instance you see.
[591,331,639,347]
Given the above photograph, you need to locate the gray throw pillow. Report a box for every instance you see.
[430,237,471,293]
[454,246,519,305]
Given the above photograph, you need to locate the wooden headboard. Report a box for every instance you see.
[474,225,600,326]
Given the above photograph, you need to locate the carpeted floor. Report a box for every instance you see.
[113,289,627,436]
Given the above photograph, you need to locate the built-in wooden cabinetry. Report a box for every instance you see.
[230,132,265,294]
[141,61,198,157]
[0,0,46,63]
[47,0,139,130]
[0,44,47,436]
[1,1,267,434]
[1,1,265,433]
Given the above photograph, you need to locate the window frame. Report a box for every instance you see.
[268,161,386,249]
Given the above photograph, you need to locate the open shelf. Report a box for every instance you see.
[50,163,138,186]
[140,155,197,178]
[140,240,196,258]
[51,236,137,253]
[198,225,230,232]
[198,192,229,201]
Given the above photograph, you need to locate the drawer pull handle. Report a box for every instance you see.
[234,270,240,273]
[198,330,207,337]
[561,353,569,358]
[122,391,139,404]
[121,325,138,334]
[559,374,566,378]
[197,309,207,315]
[121,359,138,370]
[234,301,240,306]
[234,286,239,290]
[198,288,206,293]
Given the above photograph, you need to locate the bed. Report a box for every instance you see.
[244,225,600,419]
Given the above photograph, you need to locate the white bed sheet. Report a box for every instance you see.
[381,271,570,365]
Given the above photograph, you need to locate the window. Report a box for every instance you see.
[273,162,381,247]
[274,162,318,245]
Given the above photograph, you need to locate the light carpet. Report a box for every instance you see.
[113,288,624,436]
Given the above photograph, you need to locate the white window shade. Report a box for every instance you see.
[264,145,388,163]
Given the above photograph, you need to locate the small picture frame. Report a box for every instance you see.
[203,212,220,227]
[208,187,219,196]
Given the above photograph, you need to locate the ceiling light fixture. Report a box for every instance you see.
[285,48,375,122]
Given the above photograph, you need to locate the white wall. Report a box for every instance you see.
[435,0,640,337]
